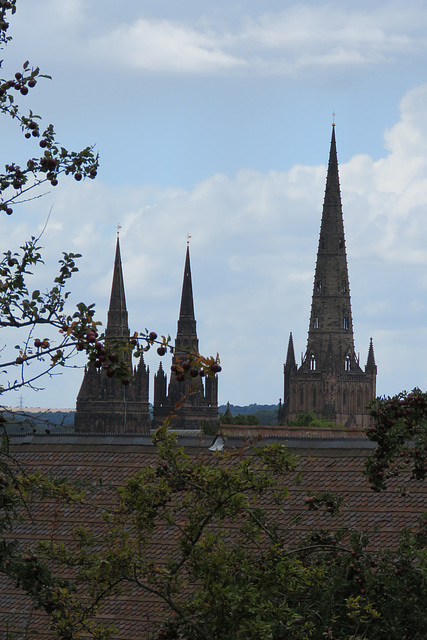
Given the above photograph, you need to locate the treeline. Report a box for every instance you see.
[218,404,279,425]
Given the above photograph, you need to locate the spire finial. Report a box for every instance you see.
[186,233,191,246]
[117,223,121,238]
[332,111,336,127]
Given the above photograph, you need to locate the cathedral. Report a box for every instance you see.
[278,125,377,428]
[76,124,376,433]
[75,239,219,433]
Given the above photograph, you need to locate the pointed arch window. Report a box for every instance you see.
[345,355,351,371]
[339,239,343,250]
[316,280,322,292]
[310,355,316,371]
[343,390,347,406]
[314,316,319,329]
[343,316,349,330]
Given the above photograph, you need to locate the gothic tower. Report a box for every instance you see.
[279,125,377,428]
[75,237,151,434]
[152,245,219,430]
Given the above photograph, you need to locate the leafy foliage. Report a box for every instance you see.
[287,411,341,428]
[0,1,98,216]
[366,388,427,491]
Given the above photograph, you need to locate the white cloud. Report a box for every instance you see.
[83,3,427,75]
[6,1,427,85]
[90,18,247,73]
[341,84,427,266]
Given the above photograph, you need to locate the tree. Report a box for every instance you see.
[0,0,108,628]
[0,1,98,217]
[0,0,101,394]
[219,413,260,425]
[366,388,427,491]
[287,411,342,428]
[0,2,194,631]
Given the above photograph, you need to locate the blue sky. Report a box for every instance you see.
[2,0,427,408]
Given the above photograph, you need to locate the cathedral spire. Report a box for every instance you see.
[285,332,296,370]
[152,244,218,430]
[176,245,198,355]
[279,331,297,422]
[365,338,377,374]
[105,236,130,341]
[281,124,376,429]
[305,125,359,373]
[75,236,150,435]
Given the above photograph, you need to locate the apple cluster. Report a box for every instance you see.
[170,358,221,383]
[0,0,13,35]
[130,330,222,382]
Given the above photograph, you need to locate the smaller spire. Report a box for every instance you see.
[285,332,296,370]
[365,338,377,374]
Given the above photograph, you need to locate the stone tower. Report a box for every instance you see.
[152,245,219,430]
[75,237,151,434]
[279,125,377,428]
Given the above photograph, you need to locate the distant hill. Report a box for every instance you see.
[1,405,279,432]
[2,409,75,434]
[218,404,279,426]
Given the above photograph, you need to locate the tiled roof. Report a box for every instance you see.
[1,431,425,639]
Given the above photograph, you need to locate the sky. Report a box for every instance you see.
[1,0,427,409]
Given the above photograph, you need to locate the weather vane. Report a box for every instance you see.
[186,233,191,246]
[117,223,121,238]
[332,110,336,126]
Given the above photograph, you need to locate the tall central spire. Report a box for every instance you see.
[279,125,377,428]
[305,124,358,373]
[105,237,130,341]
